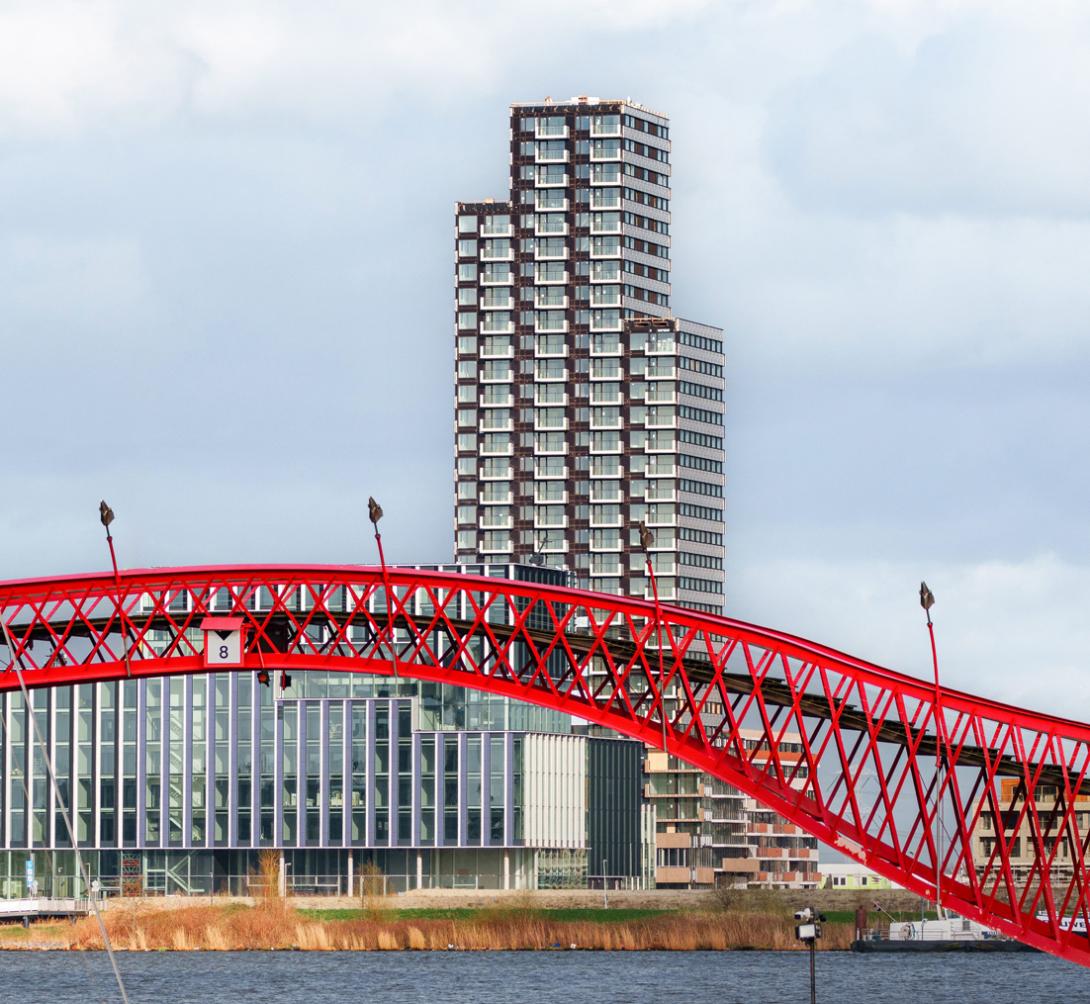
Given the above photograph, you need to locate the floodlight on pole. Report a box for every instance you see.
[920,581,936,621]
[368,496,399,679]
[99,500,133,679]
[920,580,945,920]
[794,905,826,1004]
[528,532,549,567]
[638,520,669,755]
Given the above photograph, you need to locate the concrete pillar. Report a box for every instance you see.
[278,851,286,898]
[416,851,423,890]
[503,850,510,891]
[348,852,354,899]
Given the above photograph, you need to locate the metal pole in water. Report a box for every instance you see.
[794,905,823,1004]
[809,935,816,1004]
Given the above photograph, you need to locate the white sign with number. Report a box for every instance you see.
[201,617,244,667]
[207,630,241,665]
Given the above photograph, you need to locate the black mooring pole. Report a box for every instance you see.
[809,934,816,1004]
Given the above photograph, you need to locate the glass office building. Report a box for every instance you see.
[0,565,650,896]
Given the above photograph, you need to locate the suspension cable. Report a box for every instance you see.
[0,616,130,1003]
[5,697,104,997]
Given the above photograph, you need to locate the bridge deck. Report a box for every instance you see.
[6,608,1066,790]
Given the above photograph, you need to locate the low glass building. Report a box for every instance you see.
[0,677,650,896]
[0,565,651,897]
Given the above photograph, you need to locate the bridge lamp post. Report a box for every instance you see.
[638,520,670,756]
[99,500,133,679]
[368,497,399,679]
[920,580,944,920]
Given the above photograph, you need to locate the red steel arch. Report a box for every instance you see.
[2,563,1090,966]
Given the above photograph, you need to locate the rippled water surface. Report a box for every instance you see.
[5,949,1087,1004]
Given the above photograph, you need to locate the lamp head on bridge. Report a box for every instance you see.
[528,532,548,566]
[256,669,270,688]
[637,520,654,553]
[919,581,935,613]
[367,496,384,527]
[99,500,115,529]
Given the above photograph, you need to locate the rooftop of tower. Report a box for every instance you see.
[509,95,668,122]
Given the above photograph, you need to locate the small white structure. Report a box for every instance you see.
[821,862,901,890]
[889,917,995,942]
[0,898,94,924]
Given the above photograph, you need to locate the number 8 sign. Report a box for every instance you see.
[200,616,245,667]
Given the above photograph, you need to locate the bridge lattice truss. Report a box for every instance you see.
[1,564,1089,966]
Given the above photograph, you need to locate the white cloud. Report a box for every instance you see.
[667,5,1090,372]
[0,2,197,135]
[0,0,715,136]
[764,7,1090,217]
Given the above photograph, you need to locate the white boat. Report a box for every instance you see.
[888,917,996,942]
[1035,911,1088,935]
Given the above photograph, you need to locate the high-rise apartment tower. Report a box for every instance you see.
[454,97,725,612]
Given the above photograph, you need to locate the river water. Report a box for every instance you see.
[5,949,1086,1003]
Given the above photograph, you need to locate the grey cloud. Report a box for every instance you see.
[727,553,1090,721]
[2,1,1090,711]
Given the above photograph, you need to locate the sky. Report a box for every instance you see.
[2,0,1089,718]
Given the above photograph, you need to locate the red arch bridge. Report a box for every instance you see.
[1,563,1088,966]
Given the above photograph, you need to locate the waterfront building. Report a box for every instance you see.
[453,96,726,612]
[970,777,1088,890]
[645,730,819,889]
[0,564,651,897]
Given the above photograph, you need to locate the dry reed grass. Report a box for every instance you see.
[53,902,852,953]
[359,860,393,923]
[256,849,282,901]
